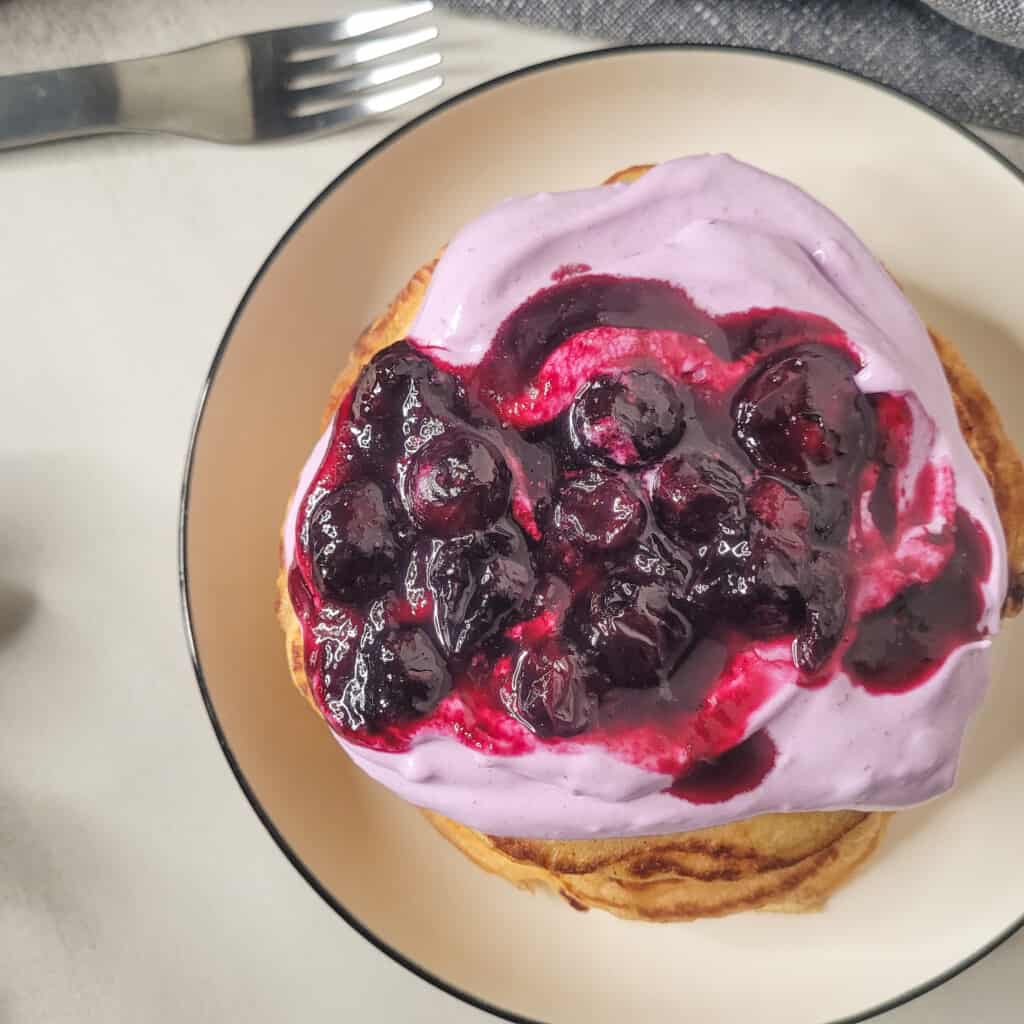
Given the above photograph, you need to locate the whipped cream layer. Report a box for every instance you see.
[285,155,1006,839]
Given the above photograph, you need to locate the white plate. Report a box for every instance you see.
[181,48,1024,1024]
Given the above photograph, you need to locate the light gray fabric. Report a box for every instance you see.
[441,0,1024,133]
[927,0,1024,47]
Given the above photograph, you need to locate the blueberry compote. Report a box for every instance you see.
[288,275,993,802]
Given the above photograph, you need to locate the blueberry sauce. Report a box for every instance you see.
[476,274,730,401]
[844,508,991,693]
[669,731,777,804]
[288,274,993,803]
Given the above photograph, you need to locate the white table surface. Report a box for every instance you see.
[1,2,1021,1021]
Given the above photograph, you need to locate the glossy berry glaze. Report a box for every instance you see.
[287,272,992,806]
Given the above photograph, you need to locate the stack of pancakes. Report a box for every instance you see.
[277,166,1024,921]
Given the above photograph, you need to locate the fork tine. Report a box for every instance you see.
[284,25,439,79]
[288,73,443,134]
[274,2,434,53]
[288,53,442,108]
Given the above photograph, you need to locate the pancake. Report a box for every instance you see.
[276,164,1024,921]
[422,807,889,921]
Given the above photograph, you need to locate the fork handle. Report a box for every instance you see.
[0,65,121,150]
[0,40,253,151]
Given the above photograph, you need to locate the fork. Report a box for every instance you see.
[0,2,443,150]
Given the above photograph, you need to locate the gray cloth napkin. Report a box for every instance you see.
[441,0,1024,133]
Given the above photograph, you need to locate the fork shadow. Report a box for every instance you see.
[0,581,36,647]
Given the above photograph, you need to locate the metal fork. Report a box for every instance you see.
[0,2,443,150]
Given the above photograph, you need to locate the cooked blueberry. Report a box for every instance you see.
[654,455,744,543]
[400,538,436,621]
[690,522,807,638]
[570,370,685,467]
[623,531,695,595]
[352,342,464,425]
[746,477,809,534]
[333,625,451,731]
[428,521,536,657]
[570,577,692,688]
[507,642,591,737]
[404,431,511,536]
[526,574,574,623]
[742,545,807,637]
[733,345,870,484]
[350,342,466,458]
[794,550,848,671]
[550,469,646,550]
[806,485,853,545]
[308,481,398,602]
[317,606,364,711]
